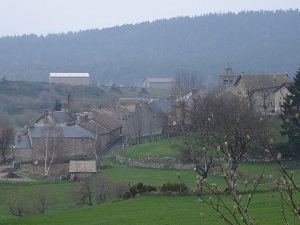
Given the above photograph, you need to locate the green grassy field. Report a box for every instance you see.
[118,138,180,158]
[1,192,297,225]
[0,135,299,224]
[0,160,297,225]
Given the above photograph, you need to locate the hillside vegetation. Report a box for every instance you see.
[0,80,169,127]
[0,10,299,85]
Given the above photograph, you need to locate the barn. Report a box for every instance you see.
[49,73,90,85]
[143,77,175,89]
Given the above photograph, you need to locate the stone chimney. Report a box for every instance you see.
[78,113,89,123]
[43,109,48,123]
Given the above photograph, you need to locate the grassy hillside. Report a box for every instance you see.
[118,138,180,158]
[0,134,298,224]
[2,191,298,225]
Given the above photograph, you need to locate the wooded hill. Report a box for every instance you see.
[0,10,299,85]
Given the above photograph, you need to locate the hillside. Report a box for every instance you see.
[0,10,299,85]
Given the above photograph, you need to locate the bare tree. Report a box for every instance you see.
[41,124,63,177]
[71,178,94,206]
[6,188,30,217]
[0,122,14,163]
[242,83,256,111]
[94,176,114,204]
[70,176,114,207]
[207,94,267,193]
[170,70,200,99]
[31,186,56,214]
[172,91,267,195]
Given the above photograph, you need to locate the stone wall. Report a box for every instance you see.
[15,148,33,163]
[114,154,194,170]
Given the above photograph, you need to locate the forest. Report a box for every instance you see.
[0,10,299,85]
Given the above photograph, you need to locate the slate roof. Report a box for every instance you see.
[28,124,96,139]
[118,98,151,107]
[79,120,110,135]
[234,74,290,90]
[52,111,74,123]
[69,160,97,173]
[91,113,123,131]
[15,134,31,149]
[148,99,174,115]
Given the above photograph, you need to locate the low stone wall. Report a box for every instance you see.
[113,154,194,170]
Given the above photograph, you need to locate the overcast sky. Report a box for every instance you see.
[1,0,299,37]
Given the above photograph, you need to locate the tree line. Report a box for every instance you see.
[0,10,299,85]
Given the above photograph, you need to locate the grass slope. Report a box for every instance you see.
[118,138,180,158]
[2,193,296,225]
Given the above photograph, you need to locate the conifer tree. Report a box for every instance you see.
[281,69,300,152]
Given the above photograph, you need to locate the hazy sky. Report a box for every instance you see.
[1,0,299,36]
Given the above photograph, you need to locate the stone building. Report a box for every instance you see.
[15,109,123,163]
[217,65,290,114]
[15,124,96,163]
[218,64,238,86]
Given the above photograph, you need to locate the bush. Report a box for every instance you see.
[161,182,188,193]
[123,183,158,199]
[123,191,131,200]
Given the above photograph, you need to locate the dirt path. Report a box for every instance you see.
[0,165,33,182]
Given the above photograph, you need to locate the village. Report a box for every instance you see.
[10,65,291,180]
[0,5,299,223]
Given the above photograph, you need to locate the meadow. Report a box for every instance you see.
[0,138,299,224]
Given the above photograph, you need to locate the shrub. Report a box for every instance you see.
[122,191,131,200]
[124,183,158,199]
[160,182,188,193]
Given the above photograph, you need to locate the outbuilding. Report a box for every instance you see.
[49,73,90,85]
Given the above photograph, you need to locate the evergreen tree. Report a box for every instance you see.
[53,100,62,111]
[281,69,300,153]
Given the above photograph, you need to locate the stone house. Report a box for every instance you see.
[15,109,123,163]
[216,66,291,114]
[15,124,96,163]
[104,99,174,143]
[233,73,290,113]
[122,99,173,142]
[117,98,151,113]
[273,83,291,114]
[77,110,123,148]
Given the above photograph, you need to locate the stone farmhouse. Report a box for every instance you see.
[105,98,174,144]
[143,77,175,89]
[14,109,123,163]
[15,124,96,163]
[127,99,174,142]
[77,110,123,148]
[49,73,90,85]
[218,65,291,114]
[117,98,151,113]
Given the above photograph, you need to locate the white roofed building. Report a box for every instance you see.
[49,73,90,85]
[143,77,175,89]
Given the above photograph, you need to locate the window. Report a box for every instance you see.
[223,78,229,85]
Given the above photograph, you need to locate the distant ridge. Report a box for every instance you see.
[0,10,299,85]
